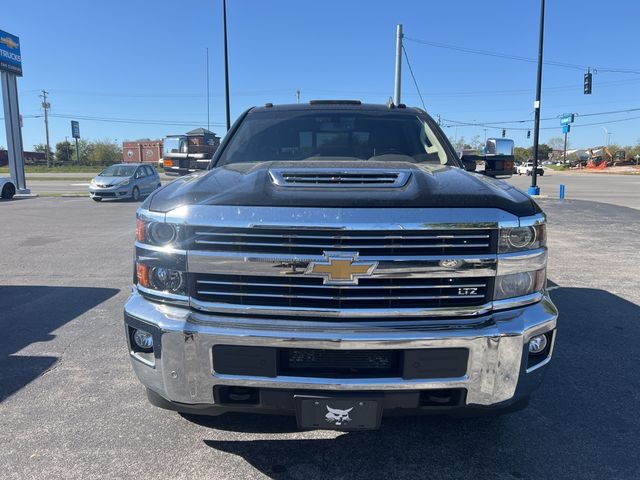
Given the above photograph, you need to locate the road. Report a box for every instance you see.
[507,170,639,210]
[1,195,639,479]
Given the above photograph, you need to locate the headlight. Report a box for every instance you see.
[90,179,97,186]
[136,219,181,247]
[499,224,546,253]
[495,269,546,300]
[136,262,186,296]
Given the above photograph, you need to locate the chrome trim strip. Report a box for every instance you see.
[134,241,187,255]
[194,231,491,240]
[519,213,546,227]
[492,292,544,310]
[164,206,518,228]
[496,248,547,275]
[137,209,165,223]
[187,252,497,277]
[193,239,490,249]
[195,279,488,290]
[195,290,486,301]
[189,298,494,318]
[137,285,190,306]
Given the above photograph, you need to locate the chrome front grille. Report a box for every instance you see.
[189,227,494,257]
[269,168,412,188]
[191,273,491,310]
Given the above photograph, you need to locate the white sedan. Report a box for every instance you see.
[0,177,16,200]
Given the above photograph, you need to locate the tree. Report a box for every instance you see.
[537,144,552,160]
[514,146,531,163]
[469,135,483,151]
[32,144,47,153]
[55,141,74,164]
[73,139,94,164]
[87,139,122,166]
[448,136,466,153]
[547,137,568,151]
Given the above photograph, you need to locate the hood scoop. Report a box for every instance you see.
[269,168,412,188]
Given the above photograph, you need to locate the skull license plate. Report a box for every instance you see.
[295,395,382,430]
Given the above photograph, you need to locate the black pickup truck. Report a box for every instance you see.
[125,101,557,430]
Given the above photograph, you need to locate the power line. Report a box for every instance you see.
[405,36,640,75]
[47,113,225,128]
[401,44,427,110]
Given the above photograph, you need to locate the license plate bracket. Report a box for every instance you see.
[294,394,382,431]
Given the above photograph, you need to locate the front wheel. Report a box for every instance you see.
[131,187,140,201]
[1,183,16,199]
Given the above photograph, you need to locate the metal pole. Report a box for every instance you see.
[206,47,210,131]
[223,0,231,131]
[2,71,29,193]
[40,90,51,167]
[75,137,80,164]
[563,131,567,164]
[393,24,403,105]
[529,0,545,196]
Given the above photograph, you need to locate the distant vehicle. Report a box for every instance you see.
[89,164,161,202]
[161,128,221,176]
[0,176,16,199]
[517,161,544,176]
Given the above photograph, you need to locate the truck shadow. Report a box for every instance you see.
[196,285,640,479]
[0,285,119,401]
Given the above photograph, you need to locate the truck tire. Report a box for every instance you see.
[1,182,15,199]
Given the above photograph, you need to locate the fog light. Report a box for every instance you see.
[133,329,153,350]
[528,334,548,354]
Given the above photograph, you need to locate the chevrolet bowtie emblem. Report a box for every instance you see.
[306,253,377,285]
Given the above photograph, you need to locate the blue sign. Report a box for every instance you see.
[0,30,22,76]
[560,114,575,126]
[562,124,570,134]
[71,120,80,139]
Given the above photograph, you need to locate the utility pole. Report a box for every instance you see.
[296,89,300,104]
[529,0,545,196]
[393,24,403,105]
[222,0,231,131]
[206,47,210,131]
[40,90,51,167]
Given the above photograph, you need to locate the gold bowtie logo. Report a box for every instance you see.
[306,253,377,285]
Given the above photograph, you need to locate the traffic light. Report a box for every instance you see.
[527,130,531,139]
[584,72,592,95]
[502,129,506,138]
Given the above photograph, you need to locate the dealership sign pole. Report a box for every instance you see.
[0,29,29,193]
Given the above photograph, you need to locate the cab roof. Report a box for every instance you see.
[251,101,425,115]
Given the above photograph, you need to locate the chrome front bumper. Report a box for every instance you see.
[124,291,557,408]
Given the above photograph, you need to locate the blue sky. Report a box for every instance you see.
[3,0,640,151]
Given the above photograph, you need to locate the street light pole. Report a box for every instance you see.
[222,0,231,131]
[529,0,545,196]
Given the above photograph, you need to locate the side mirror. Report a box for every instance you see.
[483,138,514,178]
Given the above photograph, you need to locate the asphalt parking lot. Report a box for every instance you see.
[1,188,639,479]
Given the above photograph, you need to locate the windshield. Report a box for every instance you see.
[216,110,456,166]
[163,136,188,155]
[99,165,137,177]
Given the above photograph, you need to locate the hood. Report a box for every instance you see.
[147,161,539,217]
[94,175,130,184]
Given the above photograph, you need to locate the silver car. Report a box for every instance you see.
[89,164,161,202]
